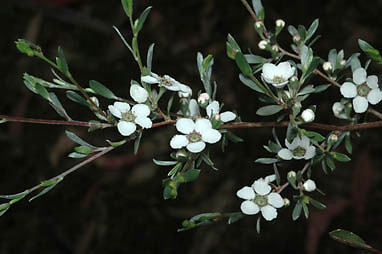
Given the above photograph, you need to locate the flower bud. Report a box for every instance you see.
[328,134,338,142]
[322,61,333,72]
[332,102,346,119]
[301,109,315,123]
[255,21,263,29]
[197,93,210,107]
[271,45,279,52]
[303,179,316,192]
[258,40,268,50]
[283,198,290,207]
[293,35,301,43]
[275,19,285,28]
[288,171,297,179]
[90,96,99,107]
[339,60,346,66]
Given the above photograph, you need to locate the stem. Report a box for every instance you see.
[0,115,112,128]
[277,162,310,194]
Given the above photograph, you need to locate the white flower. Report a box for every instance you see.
[303,179,316,192]
[130,84,148,103]
[258,40,268,50]
[236,175,284,221]
[197,93,210,106]
[262,62,295,88]
[141,73,191,93]
[275,19,285,28]
[206,101,236,123]
[170,118,221,153]
[278,135,316,160]
[323,61,333,72]
[108,102,152,136]
[340,68,382,113]
[301,109,315,122]
[332,102,347,119]
[188,99,200,118]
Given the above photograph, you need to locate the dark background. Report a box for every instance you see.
[1,0,382,253]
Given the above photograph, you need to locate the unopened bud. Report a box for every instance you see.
[271,45,279,52]
[197,93,210,107]
[329,134,338,142]
[90,96,99,107]
[283,198,290,207]
[323,61,333,72]
[255,21,263,29]
[340,60,346,66]
[303,179,316,192]
[293,35,301,43]
[301,109,315,123]
[258,40,268,50]
[275,19,285,28]
[288,171,297,179]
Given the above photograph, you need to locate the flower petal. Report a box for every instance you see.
[277,62,292,78]
[132,104,151,117]
[186,141,206,153]
[367,75,379,89]
[268,193,284,208]
[130,84,148,103]
[134,117,152,129]
[236,186,255,200]
[304,146,316,160]
[353,96,369,113]
[240,200,260,215]
[108,105,122,118]
[353,68,367,85]
[188,99,200,117]
[201,129,222,144]
[260,205,277,221]
[176,118,195,134]
[278,148,293,160]
[264,174,276,183]
[252,179,271,195]
[195,118,212,133]
[340,82,357,98]
[178,84,192,93]
[262,63,278,80]
[367,89,382,105]
[141,75,158,84]
[206,101,220,117]
[114,101,130,113]
[170,135,189,149]
[285,137,299,150]
[117,121,136,136]
[300,135,310,149]
[220,111,236,122]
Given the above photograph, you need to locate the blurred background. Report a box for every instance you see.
[1,0,382,253]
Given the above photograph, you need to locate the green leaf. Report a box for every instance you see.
[15,39,42,57]
[302,202,309,218]
[136,6,152,33]
[326,156,336,171]
[29,178,63,202]
[121,0,133,18]
[255,158,280,164]
[183,169,200,183]
[358,39,382,63]
[235,51,252,76]
[292,200,303,220]
[153,158,178,166]
[147,43,155,72]
[251,0,264,19]
[332,152,351,162]
[89,80,116,99]
[301,129,325,142]
[74,145,93,154]
[329,229,372,249]
[0,191,29,200]
[227,34,241,52]
[57,46,69,74]
[66,91,89,106]
[35,83,50,100]
[68,152,88,158]
[256,216,261,234]
[309,197,326,210]
[345,133,352,154]
[286,123,299,143]
[65,131,97,149]
[112,26,134,55]
[49,92,71,120]
[313,84,330,93]
[244,54,267,64]
[239,74,265,94]
[298,85,315,96]
[256,105,283,116]
[306,19,319,41]
[167,162,183,177]
[134,131,142,155]
[228,212,245,224]
[273,163,280,185]
[200,153,218,170]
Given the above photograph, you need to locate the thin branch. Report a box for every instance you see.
[0,115,112,128]
[239,0,260,22]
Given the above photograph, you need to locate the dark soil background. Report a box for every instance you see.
[1,0,382,253]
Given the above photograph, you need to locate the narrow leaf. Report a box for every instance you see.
[89,80,116,99]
